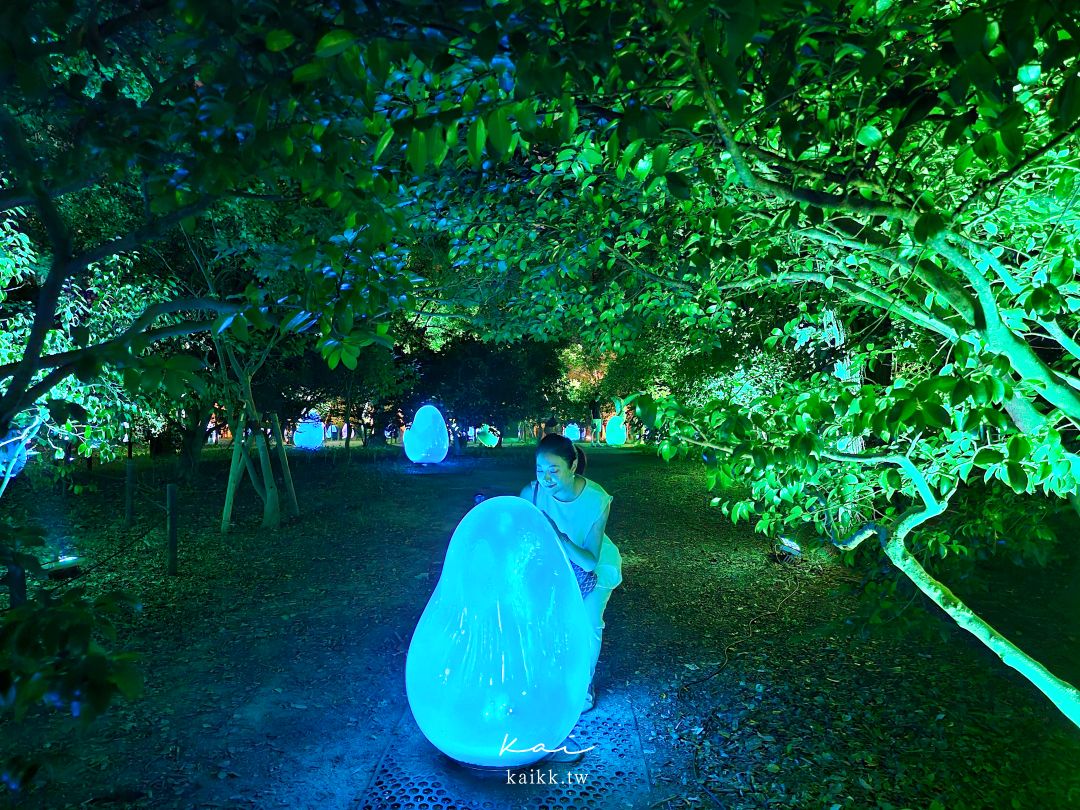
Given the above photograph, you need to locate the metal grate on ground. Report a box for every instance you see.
[355,694,652,810]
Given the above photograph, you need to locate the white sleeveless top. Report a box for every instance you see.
[532,478,623,591]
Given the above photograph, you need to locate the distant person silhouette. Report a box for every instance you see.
[589,399,602,446]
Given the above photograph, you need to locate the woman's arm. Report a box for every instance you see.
[544,502,608,572]
[577,500,610,572]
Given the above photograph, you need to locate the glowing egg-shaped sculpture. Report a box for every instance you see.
[605,412,627,446]
[293,412,324,449]
[403,405,449,463]
[476,424,500,448]
[564,423,581,441]
[406,497,592,767]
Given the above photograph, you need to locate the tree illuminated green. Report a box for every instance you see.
[3,0,1080,768]
[392,0,1080,727]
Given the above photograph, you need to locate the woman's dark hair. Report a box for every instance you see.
[537,433,587,476]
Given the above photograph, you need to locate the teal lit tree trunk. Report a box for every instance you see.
[270,412,299,520]
[220,408,247,534]
[829,451,1080,728]
[252,426,280,530]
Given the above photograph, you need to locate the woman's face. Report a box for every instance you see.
[536,451,576,496]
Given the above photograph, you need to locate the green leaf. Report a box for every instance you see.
[373,129,394,162]
[109,662,143,700]
[651,144,671,176]
[163,372,186,400]
[292,63,324,83]
[166,355,203,372]
[1007,434,1032,460]
[973,448,1004,466]
[921,402,951,428]
[366,40,389,83]
[1018,64,1041,85]
[467,117,486,166]
[315,30,356,59]
[860,49,884,80]
[665,172,692,199]
[914,212,947,243]
[950,11,987,58]
[1052,75,1080,131]
[1006,462,1029,491]
[1049,258,1074,287]
[407,130,427,175]
[486,108,512,158]
[856,124,883,147]
[231,315,250,341]
[266,30,295,52]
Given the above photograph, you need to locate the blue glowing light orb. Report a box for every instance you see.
[293,413,324,449]
[406,496,592,768]
[605,413,627,446]
[403,405,449,463]
[476,424,500,448]
[564,423,581,441]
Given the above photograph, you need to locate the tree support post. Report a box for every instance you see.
[270,413,299,519]
[125,458,135,528]
[5,564,26,608]
[221,408,247,534]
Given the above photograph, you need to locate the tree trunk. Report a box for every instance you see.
[5,564,26,608]
[343,391,354,465]
[220,409,247,534]
[254,428,280,529]
[270,412,299,519]
[177,411,209,483]
[831,457,1080,730]
[884,532,1080,729]
[241,433,266,503]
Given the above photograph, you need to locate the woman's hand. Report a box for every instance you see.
[541,511,570,544]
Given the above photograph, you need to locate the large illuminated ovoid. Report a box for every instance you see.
[405,497,592,768]
[476,424,500,448]
[293,412,324,449]
[403,405,449,463]
[563,423,581,441]
[605,411,627,445]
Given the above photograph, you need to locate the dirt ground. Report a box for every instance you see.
[2,445,1079,809]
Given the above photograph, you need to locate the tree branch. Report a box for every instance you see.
[931,234,1080,420]
[0,177,103,212]
[0,108,78,432]
[660,6,918,225]
[955,120,1080,216]
[718,270,959,342]
[0,299,239,379]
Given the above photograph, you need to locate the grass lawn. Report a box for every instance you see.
[1,443,1078,808]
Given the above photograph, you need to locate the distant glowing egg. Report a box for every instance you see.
[293,412,324,449]
[404,405,449,463]
[477,424,500,448]
[405,496,591,767]
[564,423,580,441]
[605,413,627,446]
